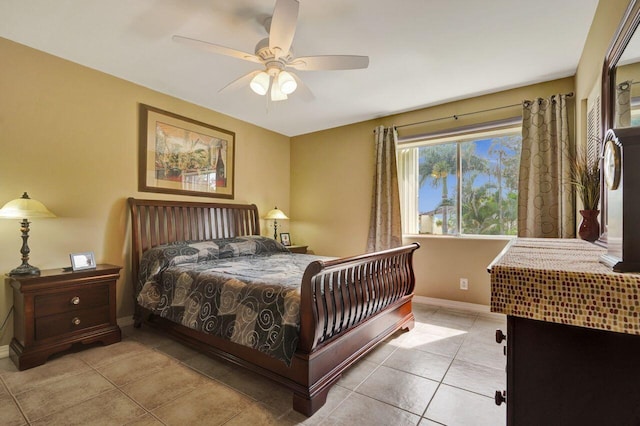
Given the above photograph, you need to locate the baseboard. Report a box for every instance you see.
[413,296,504,319]
[0,345,8,360]
[117,316,135,327]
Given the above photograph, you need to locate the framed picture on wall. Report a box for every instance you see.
[139,104,235,199]
[280,233,291,246]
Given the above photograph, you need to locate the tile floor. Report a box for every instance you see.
[0,304,507,425]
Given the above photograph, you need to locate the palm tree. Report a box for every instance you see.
[417,135,520,236]
[431,160,452,233]
[488,136,521,234]
[461,172,500,234]
[419,145,457,234]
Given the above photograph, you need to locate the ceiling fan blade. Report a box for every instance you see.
[218,70,262,93]
[291,73,315,102]
[269,0,299,59]
[172,35,262,64]
[288,55,370,71]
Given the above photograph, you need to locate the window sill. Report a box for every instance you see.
[403,233,515,241]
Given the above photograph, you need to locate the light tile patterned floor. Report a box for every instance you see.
[0,304,506,425]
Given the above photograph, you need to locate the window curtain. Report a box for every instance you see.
[367,126,402,251]
[517,94,574,238]
[616,80,632,128]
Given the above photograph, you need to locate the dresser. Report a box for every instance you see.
[489,239,640,425]
[9,264,122,370]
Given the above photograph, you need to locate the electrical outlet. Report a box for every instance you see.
[459,278,468,290]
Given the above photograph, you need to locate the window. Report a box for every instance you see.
[631,100,640,126]
[397,123,522,236]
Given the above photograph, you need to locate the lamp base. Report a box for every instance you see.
[10,263,40,276]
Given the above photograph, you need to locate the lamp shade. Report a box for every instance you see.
[0,192,56,219]
[264,207,288,220]
[250,71,270,96]
[0,192,55,276]
[277,71,297,95]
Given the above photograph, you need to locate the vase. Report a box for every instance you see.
[578,210,600,242]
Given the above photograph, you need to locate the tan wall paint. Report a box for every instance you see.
[0,38,290,346]
[615,61,640,91]
[291,78,574,306]
[289,120,377,256]
[403,236,510,305]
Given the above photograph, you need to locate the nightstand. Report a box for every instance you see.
[287,245,308,254]
[8,264,122,370]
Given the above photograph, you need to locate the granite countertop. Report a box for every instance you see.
[489,238,640,335]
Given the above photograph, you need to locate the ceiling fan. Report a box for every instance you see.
[172,0,369,102]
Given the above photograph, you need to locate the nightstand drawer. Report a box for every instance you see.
[10,264,122,370]
[34,285,109,318]
[35,306,110,340]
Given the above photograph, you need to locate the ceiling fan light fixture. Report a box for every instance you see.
[250,71,270,95]
[277,70,297,94]
[270,79,288,101]
[173,0,369,103]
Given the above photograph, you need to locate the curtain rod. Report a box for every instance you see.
[395,91,574,130]
[398,116,522,144]
[619,81,639,88]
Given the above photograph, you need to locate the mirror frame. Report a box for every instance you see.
[600,0,640,243]
[603,0,640,132]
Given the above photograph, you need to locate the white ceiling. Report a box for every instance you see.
[0,0,599,137]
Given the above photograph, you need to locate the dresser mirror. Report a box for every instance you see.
[600,0,640,271]
[603,0,640,132]
[601,0,640,242]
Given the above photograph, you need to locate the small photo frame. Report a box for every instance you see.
[70,251,96,271]
[280,233,291,246]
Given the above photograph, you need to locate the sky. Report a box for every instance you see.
[418,137,516,213]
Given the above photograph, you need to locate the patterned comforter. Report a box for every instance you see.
[136,236,329,365]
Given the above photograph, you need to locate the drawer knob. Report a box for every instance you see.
[495,390,506,405]
[72,317,81,326]
[70,296,81,305]
[495,329,506,344]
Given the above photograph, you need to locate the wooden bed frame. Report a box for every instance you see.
[128,197,419,416]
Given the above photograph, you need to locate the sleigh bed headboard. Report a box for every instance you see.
[128,197,260,278]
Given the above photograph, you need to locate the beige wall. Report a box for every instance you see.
[291,79,575,306]
[0,38,290,346]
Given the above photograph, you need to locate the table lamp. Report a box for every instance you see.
[264,207,288,240]
[0,192,56,275]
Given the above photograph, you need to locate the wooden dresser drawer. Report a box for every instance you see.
[10,264,122,370]
[34,285,109,318]
[35,306,110,340]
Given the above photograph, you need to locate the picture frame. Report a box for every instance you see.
[280,232,291,246]
[70,251,96,271]
[139,104,235,199]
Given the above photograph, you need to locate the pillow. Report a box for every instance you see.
[136,236,289,294]
[247,235,291,254]
[216,235,290,258]
[137,240,220,294]
[172,241,221,265]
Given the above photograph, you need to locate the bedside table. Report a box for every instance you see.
[287,245,308,254]
[8,264,122,370]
